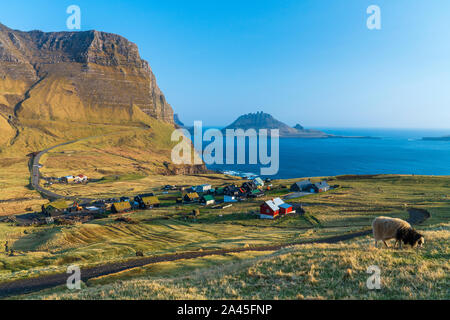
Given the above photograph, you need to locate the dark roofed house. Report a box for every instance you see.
[312,181,330,193]
[290,180,314,192]
[183,192,200,203]
[249,189,265,198]
[134,193,155,203]
[242,181,257,193]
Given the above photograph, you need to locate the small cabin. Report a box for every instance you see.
[200,195,215,206]
[312,181,330,193]
[253,177,265,187]
[62,175,75,184]
[111,201,132,213]
[195,184,212,193]
[183,192,200,203]
[140,196,160,209]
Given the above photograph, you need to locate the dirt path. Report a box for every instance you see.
[0,229,372,298]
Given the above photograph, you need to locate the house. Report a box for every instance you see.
[140,196,160,209]
[74,174,88,183]
[200,195,215,206]
[185,187,196,193]
[195,184,212,193]
[312,181,331,193]
[183,192,200,203]
[249,189,265,198]
[42,200,72,216]
[259,198,294,219]
[215,187,224,195]
[224,195,237,203]
[62,175,75,184]
[260,199,280,219]
[279,203,293,215]
[111,201,132,213]
[253,177,264,187]
[290,180,314,192]
[224,185,240,196]
[134,193,155,203]
[242,181,257,193]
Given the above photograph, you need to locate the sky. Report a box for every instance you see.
[1,0,450,129]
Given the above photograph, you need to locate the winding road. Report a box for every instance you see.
[29,138,95,202]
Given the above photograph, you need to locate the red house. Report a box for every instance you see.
[279,203,293,215]
[260,200,280,219]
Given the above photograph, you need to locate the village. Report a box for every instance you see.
[2,176,333,227]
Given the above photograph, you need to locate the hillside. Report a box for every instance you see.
[223,112,330,138]
[0,23,206,213]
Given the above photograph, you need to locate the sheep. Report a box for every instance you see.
[372,216,424,249]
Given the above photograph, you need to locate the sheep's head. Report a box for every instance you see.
[403,229,424,248]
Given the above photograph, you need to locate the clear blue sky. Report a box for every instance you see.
[1,0,450,128]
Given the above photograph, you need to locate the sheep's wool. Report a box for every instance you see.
[372,216,411,241]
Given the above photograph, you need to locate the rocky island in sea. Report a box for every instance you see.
[422,135,450,141]
[222,112,377,139]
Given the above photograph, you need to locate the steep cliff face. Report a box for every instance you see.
[0,23,174,125]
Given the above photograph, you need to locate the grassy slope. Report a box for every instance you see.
[20,223,449,300]
[0,175,448,299]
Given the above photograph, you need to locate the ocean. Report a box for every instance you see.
[203,128,450,179]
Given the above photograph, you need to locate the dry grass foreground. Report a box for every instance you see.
[19,223,449,300]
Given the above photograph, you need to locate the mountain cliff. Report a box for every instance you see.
[223,112,330,138]
[0,23,208,176]
[0,23,176,152]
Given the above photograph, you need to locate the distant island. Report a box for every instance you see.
[422,135,450,141]
[223,112,377,139]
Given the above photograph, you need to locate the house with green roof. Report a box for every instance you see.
[200,194,215,206]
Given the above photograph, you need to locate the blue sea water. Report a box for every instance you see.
[203,128,450,179]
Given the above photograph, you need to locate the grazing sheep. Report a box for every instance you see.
[372,216,424,249]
